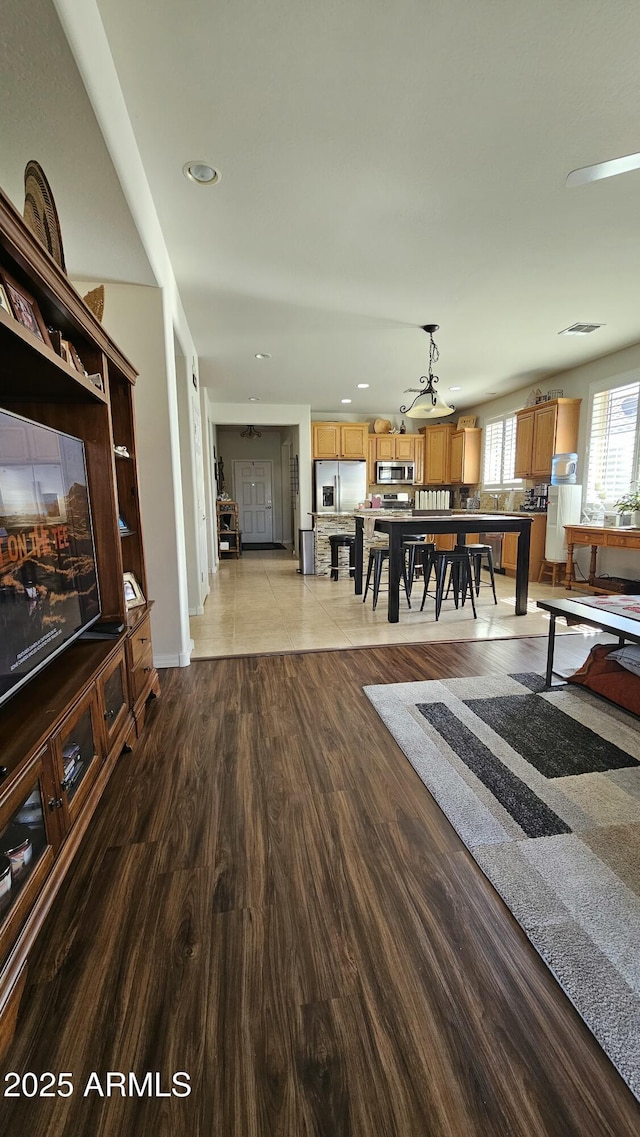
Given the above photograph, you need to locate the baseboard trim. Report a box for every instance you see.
[154,640,194,669]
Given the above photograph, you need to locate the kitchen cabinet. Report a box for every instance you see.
[514,399,581,480]
[419,423,456,485]
[450,428,482,484]
[375,434,395,461]
[312,421,368,459]
[373,434,418,463]
[514,411,535,479]
[367,434,377,484]
[502,514,547,580]
[394,434,417,462]
[414,435,424,485]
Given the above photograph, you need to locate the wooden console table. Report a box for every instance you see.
[565,525,640,592]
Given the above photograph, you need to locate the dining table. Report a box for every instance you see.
[353,513,533,623]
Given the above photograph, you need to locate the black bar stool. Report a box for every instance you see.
[329,533,356,581]
[454,542,498,604]
[402,537,434,597]
[420,548,477,621]
[363,545,412,611]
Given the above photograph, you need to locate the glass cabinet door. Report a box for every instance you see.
[0,784,47,920]
[98,649,130,757]
[61,706,94,806]
[54,689,102,828]
[0,754,56,963]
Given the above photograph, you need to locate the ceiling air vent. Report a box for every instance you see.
[558,322,605,335]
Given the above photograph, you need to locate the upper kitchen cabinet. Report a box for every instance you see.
[514,399,581,480]
[514,410,535,479]
[312,421,368,459]
[373,434,418,462]
[367,434,377,483]
[450,427,482,484]
[419,423,455,484]
[413,435,424,484]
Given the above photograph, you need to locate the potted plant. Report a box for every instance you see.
[614,491,640,527]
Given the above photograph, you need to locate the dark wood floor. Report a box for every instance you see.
[1,635,639,1136]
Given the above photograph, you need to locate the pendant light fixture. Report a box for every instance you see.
[240,424,262,439]
[400,325,456,420]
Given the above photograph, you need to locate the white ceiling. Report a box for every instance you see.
[5,2,640,415]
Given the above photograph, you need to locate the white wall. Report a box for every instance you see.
[203,415,219,573]
[176,342,205,614]
[75,279,193,666]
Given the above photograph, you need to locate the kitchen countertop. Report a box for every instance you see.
[312,509,547,519]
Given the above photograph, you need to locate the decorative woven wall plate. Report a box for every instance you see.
[23,160,66,272]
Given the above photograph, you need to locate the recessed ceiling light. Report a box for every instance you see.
[341,398,352,404]
[558,322,605,335]
[248,397,261,402]
[357,383,369,389]
[449,386,462,391]
[254,352,271,359]
[182,161,221,185]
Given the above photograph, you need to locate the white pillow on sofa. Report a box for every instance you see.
[608,644,640,677]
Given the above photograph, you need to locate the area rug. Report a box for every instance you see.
[364,672,640,1100]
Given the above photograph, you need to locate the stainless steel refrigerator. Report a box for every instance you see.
[314,460,367,513]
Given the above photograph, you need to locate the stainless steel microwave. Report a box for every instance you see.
[375,461,415,484]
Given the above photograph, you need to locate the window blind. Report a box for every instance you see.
[586,381,639,504]
[503,415,517,482]
[483,414,519,487]
[483,419,503,486]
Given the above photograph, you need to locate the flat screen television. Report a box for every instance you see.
[0,408,101,708]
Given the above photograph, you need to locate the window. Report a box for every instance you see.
[482,414,520,488]
[586,378,640,505]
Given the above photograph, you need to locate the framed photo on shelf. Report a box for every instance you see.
[68,343,88,375]
[123,571,145,610]
[0,269,52,348]
[0,283,11,316]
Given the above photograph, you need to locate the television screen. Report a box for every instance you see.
[0,409,101,707]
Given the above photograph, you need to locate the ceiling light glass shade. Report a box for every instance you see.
[402,390,456,419]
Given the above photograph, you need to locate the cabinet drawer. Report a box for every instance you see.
[606,532,640,550]
[129,615,152,668]
[131,642,154,702]
[570,529,604,545]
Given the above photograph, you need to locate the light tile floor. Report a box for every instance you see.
[190,549,603,658]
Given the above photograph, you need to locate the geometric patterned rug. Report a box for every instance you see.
[364,673,640,1100]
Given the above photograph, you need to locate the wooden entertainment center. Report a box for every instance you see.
[0,187,159,1055]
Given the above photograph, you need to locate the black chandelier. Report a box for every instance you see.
[400,324,455,420]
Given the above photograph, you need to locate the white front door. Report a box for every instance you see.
[234,460,273,543]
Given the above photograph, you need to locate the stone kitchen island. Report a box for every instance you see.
[312,511,412,576]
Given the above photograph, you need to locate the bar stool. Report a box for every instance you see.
[363,545,412,611]
[402,537,434,597]
[420,548,477,621]
[453,542,498,604]
[538,559,565,587]
[329,533,356,581]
